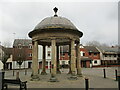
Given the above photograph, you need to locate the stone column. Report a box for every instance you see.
[76,42,82,77]
[57,45,61,74]
[49,39,58,82]
[69,39,77,80]
[41,45,47,75]
[68,44,72,74]
[31,40,40,81]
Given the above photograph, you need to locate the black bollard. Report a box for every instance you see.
[38,69,39,74]
[103,68,106,78]
[118,75,120,90]
[85,78,89,90]
[115,69,118,81]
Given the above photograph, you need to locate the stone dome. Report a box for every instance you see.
[34,16,78,30]
[29,7,83,38]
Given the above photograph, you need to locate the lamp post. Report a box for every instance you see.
[13,33,16,76]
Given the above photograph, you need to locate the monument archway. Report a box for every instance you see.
[28,7,83,81]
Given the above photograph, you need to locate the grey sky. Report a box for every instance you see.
[0,0,118,47]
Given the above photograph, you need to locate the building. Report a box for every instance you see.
[0,45,4,70]
[13,39,32,69]
[0,45,4,61]
[59,45,69,68]
[0,45,12,70]
[12,39,53,69]
[80,45,92,68]
[84,46,101,66]
[97,46,119,66]
[5,48,13,70]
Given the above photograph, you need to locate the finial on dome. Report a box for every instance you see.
[53,7,58,17]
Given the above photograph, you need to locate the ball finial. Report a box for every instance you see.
[53,7,58,17]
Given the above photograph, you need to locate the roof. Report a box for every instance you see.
[0,45,4,50]
[81,56,92,61]
[97,46,119,53]
[84,46,99,53]
[60,45,69,53]
[13,39,32,46]
[34,16,78,30]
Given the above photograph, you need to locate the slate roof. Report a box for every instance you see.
[97,46,119,53]
[84,46,100,53]
[13,39,32,46]
[60,45,69,53]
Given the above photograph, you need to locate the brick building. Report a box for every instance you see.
[12,39,32,69]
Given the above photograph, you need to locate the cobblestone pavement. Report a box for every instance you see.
[2,67,119,88]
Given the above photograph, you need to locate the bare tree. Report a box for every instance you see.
[2,40,12,48]
[16,47,26,70]
[86,40,109,47]
[2,48,12,69]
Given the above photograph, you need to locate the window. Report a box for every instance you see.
[62,61,65,65]
[83,52,85,56]
[18,54,21,57]
[94,53,97,56]
[109,55,111,57]
[62,53,65,56]
[89,52,92,56]
[114,55,116,57]
[18,44,22,49]
[94,60,97,64]
[29,45,32,49]
[28,53,32,57]
[18,46,22,49]
[48,51,51,57]
[48,46,51,48]
[105,55,107,57]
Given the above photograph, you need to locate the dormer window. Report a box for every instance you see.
[29,44,32,49]
[18,44,22,49]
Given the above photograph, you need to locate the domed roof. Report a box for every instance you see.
[34,16,78,30]
[29,7,83,39]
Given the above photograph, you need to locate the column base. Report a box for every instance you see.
[67,70,72,74]
[77,74,83,77]
[31,75,40,81]
[41,71,47,75]
[68,75,78,80]
[49,76,59,82]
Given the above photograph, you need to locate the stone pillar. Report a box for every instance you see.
[76,42,82,77]
[68,44,72,74]
[49,39,58,82]
[57,45,61,74]
[31,40,40,81]
[41,45,47,75]
[69,39,77,80]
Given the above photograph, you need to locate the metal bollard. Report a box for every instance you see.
[103,68,106,78]
[85,78,89,90]
[118,75,120,90]
[115,69,118,81]
[38,69,39,74]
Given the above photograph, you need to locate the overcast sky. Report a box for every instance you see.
[0,0,119,47]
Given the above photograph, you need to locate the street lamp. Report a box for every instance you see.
[13,33,16,76]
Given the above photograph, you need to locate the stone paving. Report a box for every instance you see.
[2,67,119,89]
